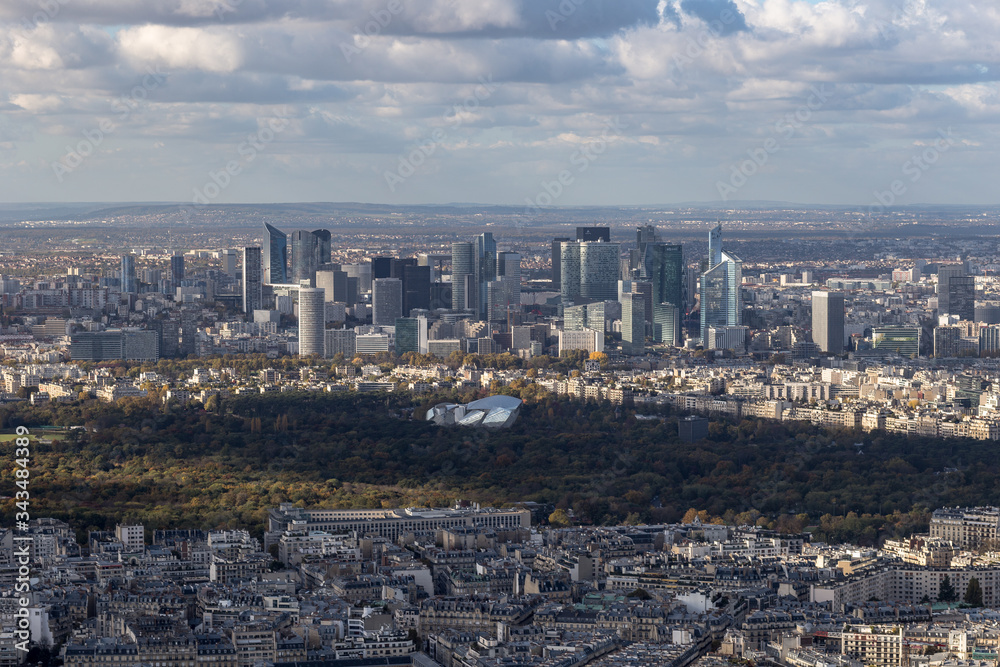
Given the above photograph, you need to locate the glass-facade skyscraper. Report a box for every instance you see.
[121,254,137,294]
[699,225,742,343]
[451,242,475,312]
[242,246,263,314]
[263,223,288,285]
[642,243,684,345]
[475,233,497,321]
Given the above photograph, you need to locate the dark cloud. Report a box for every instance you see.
[679,0,748,35]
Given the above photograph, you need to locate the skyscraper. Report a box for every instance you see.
[451,242,475,312]
[475,233,498,321]
[944,275,975,322]
[371,256,393,280]
[493,251,522,321]
[580,241,620,302]
[289,230,320,286]
[312,229,332,265]
[642,243,684,345]
[298,288,325,357]
[699,225,742,343]
[560,241,582,303]
[402,264,431,314]
[551,237,570,289]
[576,226,611,242]
[221,249,237,278]
[170,254,185,295]
[621,291,645,355]
[263,223,288,285]
[121,254,137,294]
[372,278,403,326]
[242,247,263,314]
[811,290,845,354]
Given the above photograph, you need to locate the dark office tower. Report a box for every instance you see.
[475,233,497,321]
[371,256,393,280]
[372,278,403,326]
[430,282,451,310]
[451,242,475,311]
[811,290,845,354]
[632,225,661,274]
[170,255,185,294]
[560,241,582,303]
[242,247,263,314]
[390,257,417,279]
[312,229,332,265]
[152,318,180,358]
[289,230,319,285]
[121,254,137,294]
[402,264,431,315]
[552,237,570,289]
[946,275,976,322]
[576,226,611,243]
[643,243,684,344]
[263,223,288,285]
[180,307,198,357]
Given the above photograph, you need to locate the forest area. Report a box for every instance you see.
[0,385,994,546]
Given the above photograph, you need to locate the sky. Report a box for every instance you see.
[0,0,997,208]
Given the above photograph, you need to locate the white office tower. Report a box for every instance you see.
[298,288,325,357]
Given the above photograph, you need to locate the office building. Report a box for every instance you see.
[120,254,137,294]
[430,282,451,311]
[558,328,603,355]
[395,318,420,356]
[315,268,347,303]
[934,326,962,358]
[576,226,611,243]
[475,233,498,320]
[638,241,684,345]
[70,330,160,362]
[170,254,185,294]
[371,256,393,280]
[289,230,320,286]
[325,328,357,358]
[551,237,570,289]
[297,288,325,357]
[221,249,237,278]
[343,263,372,294]
[242,247,263,314]
[945,275,976,322]
[356,333,391,355]
[699,225,742,343]
[372,278,403,327]
[560,241,621,304]
[679,416,709,443]
[564,302,605,333]
[706,325,748,352]
[811,290,845,354]
[263,223,288,285]
[451,242,475,312]
[312,229,331,265]
[402,264,431,315]
[872,326,921,357]
[621,291,645,356]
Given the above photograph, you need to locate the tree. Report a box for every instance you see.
[938,574,957,602]
[548,509,571,527]
[964,577,983,607]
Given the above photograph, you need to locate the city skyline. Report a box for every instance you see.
[0,0,996,207]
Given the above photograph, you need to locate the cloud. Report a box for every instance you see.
[118,25,244,72]
[679,0,747,35]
